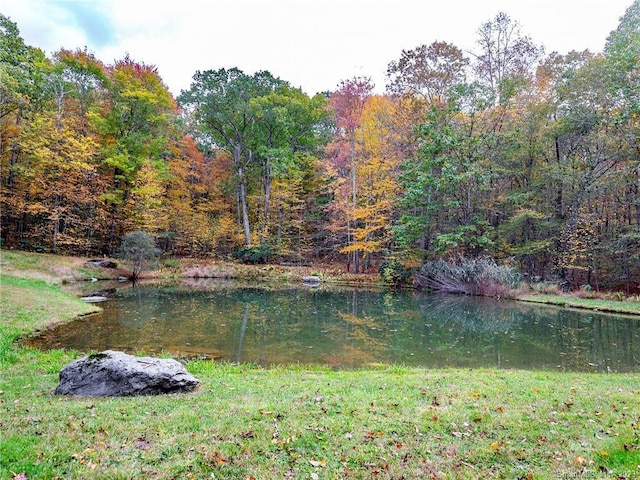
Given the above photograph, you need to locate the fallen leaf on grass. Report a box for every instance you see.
[364,431,384,441]
[489,441,504,451]
[134,437,152,450]
[573,455,587,466]
[12,473,28,480]
[207,450,227,466]
[309,458,326,467]
[306,425,328,432]
[515,449,528,461]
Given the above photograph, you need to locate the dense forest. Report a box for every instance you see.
[1,3,639,291]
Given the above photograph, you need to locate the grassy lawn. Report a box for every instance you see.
[519,294,640,316]
[1,250,639,478]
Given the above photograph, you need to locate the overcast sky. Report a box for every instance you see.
[2,0,632,96]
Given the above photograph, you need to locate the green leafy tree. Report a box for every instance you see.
[178,68,286,246]
[118,230,160,279]
[0,14,49,246]
[248,84,328,246]
[395,83,497,260]
[604,0,640,118]
[54,48,108,133]
[179,68,328,251]
[0,14,35,121]
[94,55,178,252]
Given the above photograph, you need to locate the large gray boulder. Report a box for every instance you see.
[54,350,200,396]
[302,275,320,285]
[85,259,118,268]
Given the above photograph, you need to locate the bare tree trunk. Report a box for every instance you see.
[553,133,563,220]
[260,158,271,244]
[52,209,59,252]
[234,143,252,246]
[238,168,251,246]
[350,136,359,273]
[277,205,283,243]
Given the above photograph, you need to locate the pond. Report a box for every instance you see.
[29,281,640,372]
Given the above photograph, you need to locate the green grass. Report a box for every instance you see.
[1,251,640,478]
[0,249,104,284]
[0,275,99,369]
[519,294,640,315]
[0,275,100,332]
[2,354,639,479]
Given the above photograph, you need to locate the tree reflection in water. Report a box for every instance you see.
[26,282,640,372]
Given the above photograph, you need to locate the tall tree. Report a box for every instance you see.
[54,48,107,133]
[472,12,543,105]
[338,95,400,269]
[395,83,497,260]
[249,85,328,245]
[605,0,640,117]
[386,41,469,104]
[179,68,327,250]
[178,68,286,246]
[94,55,178,252]
[0,14,42,121]
[551,53,624,287]
[326,77,374,272]
[0,14,48,246]
[600,0,640,291]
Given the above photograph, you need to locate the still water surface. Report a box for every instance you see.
[30,281,640,372]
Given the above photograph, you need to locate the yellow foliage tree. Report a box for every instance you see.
[329,94,401,272]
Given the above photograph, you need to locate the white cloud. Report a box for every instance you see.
[2,0,632,96]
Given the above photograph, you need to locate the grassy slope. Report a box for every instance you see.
[0,249,120,284]
[0,275,100,368]
[1,250,639,479]
[519,293,640,315]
